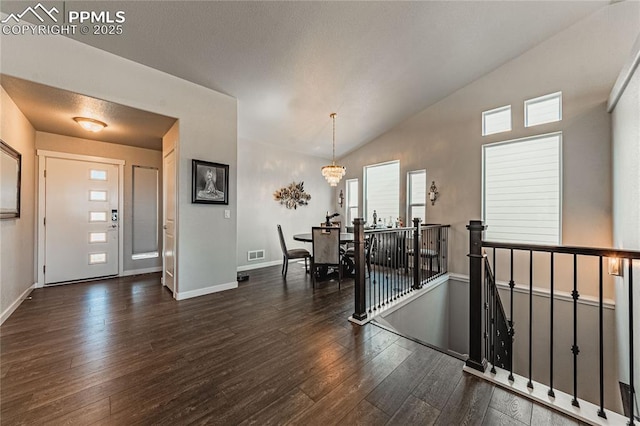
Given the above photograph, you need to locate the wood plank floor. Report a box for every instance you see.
[1,264,581,425]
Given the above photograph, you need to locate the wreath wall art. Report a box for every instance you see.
[273,181,311,209]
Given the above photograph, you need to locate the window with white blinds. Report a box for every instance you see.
[482,105,511,136]
[482,132,562,245]
[525,92,562,127]
[364,161,399,226]
[346,178,358,226]
[407,170,426,223]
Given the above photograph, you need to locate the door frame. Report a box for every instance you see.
[36,150,125,287]
[162,147,177,297]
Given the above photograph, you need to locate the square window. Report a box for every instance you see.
[525,92,562,127]
[482,105,511,136]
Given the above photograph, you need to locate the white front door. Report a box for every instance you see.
[163,149,176,293]
[45,157,119,284]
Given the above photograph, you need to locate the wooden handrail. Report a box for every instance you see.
[481,240,640,259]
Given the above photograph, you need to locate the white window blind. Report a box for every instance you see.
[346,178,358,226]
[132,166,159,259]
[365,161,399,226]
[525,92,562,127]
[407,170,426,223]
[482,105,511,136]
[483,133,561,244]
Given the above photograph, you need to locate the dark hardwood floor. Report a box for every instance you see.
[1,263,580,425]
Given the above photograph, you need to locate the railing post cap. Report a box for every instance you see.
[467,220,487,231]
[353,218,365,224]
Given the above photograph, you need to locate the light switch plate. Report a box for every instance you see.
[224,209,231,219]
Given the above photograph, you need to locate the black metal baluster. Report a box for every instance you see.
[383,233,387,306]
[571,254,580,407]
[508,248,515,382]
[491,247,497,374]
[549,252,555,398]
[598,256,606,418]
[528,250,533,389]
[628,259,635,426]
[484,257,489,361]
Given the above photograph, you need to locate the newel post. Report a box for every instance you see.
[466,220,487,372]
[352,218,367,321]
[413,218,422,289]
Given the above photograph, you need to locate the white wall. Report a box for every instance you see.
[611,35,640,417]
[380,280,450,350]
[35,132,163,274]
[1,30,237,299]
[0,87,36,323]
[236,138,333,270]
[336,2,640,300]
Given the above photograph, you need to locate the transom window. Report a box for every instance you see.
[525,92,562,127]
[482,105,511,136]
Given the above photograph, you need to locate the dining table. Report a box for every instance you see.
[292,232,355,243]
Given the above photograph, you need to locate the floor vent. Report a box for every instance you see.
[248,250,265,261]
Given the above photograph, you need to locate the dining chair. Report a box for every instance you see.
[311,226,342,289]
[277,225,310,278]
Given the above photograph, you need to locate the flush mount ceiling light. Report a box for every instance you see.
[321,113,346,187]
[73,117,107,132]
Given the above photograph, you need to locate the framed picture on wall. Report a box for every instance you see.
[0,139,21,219]
[192,159,229,205]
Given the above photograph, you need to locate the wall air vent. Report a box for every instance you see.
[247,250,265,261]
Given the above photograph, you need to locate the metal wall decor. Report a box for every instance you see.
[273,181,311,209]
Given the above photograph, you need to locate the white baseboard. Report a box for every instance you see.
[175,281,238,300]
[121,267,162,277]
[237,258,307,272]
[448,273,615,309]
[1,283,36,325]
[348,274,449,326]
[237,259,282,272]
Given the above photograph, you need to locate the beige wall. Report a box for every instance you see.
[338,2,639,299]
[35,132,163,273]
[0,87,36,322]
[611,35,640,415]
[236,138,332,270]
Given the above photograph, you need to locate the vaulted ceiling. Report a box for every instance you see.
[1,1,609,156]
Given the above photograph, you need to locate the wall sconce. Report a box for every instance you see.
[428,181,439,205]
[608,257,622,276]
[338,189,344,208]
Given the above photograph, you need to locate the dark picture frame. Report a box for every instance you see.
[192,159,229,205]
[0,140,21,219]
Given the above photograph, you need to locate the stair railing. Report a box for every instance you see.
[467,219,638,424]
[351,218,450,322]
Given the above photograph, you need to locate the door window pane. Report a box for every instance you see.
[89,190,107,201]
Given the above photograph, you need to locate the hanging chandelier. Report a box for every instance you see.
[321,113,346,186]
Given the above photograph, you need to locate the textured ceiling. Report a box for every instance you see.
[1,1,609,157]
[1,75,176,150]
